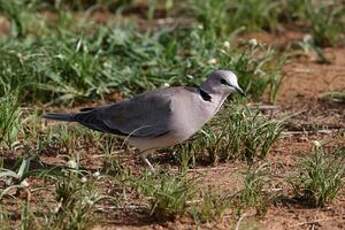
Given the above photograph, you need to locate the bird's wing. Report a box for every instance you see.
[74,89,174,137]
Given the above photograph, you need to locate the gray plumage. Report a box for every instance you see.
[43,70,245,171]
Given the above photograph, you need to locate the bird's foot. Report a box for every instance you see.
[140,153,156,173]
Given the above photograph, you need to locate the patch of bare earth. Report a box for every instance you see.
[279,48,345,130]
[0,15,10,36]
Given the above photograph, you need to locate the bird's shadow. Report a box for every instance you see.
[101,207,179,227]
[273,194,323,209]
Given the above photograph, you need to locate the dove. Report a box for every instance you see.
[43,70,245,171]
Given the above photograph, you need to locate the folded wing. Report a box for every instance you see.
[74,91,172,137]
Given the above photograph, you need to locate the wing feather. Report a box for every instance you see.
[75,89,173,137]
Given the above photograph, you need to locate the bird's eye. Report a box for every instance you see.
[220,79,227,85]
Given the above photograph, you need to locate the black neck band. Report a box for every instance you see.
[198,87,212,102]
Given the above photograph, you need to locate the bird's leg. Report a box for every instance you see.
[140,151,155,172]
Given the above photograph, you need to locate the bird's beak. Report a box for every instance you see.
[235,86,246,96]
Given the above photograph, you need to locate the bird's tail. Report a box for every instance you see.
[43,113,76,122]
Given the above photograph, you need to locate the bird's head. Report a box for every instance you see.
[200,70,245,97]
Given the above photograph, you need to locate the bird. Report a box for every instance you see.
[43,70,245,171]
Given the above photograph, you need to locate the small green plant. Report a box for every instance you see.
[134,171,196,218]
[229,0,282,32]
[190,0,229,35]
[238,163,269,215]
[98,134,124,175]
[289,143,345,207]
[304,0,345,47]
[0,158,31,198]
[320,91,345,103]
[282,0,309,21]
[218,42,285,102]
[0,95,22,147]
[20,197,38,230]
[0,205,11,230]
[0,0,25,37]
[190,188,233,223]
[46,170,100,229]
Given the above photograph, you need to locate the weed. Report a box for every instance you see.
[282,0,309,21]
[220,105,282,163]
[0,157,31,191]
[98,135,124,175]
[190,0,229,35]
[229,0,282,32]
[41,0,134,11]
[46,169,100,229]
[0,95,21,147]
[320,91,345,103]
[289,144,345,207]
[0,205,11,229]
[22,108,43,142]
[0,0,26,37]
[0,34,114,104]
[304,0,345,47]
[296,34,332,64]
[176,145,196,172]
[190,0,283,35]
[37,124,100,159]
[190,188,233,223]
[220,42,285,102]
[237,164,269,216]
[134,170,196,218]
[20,197,38,230]
[285,0,345,47]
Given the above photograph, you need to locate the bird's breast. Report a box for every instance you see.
[169,97,216,141]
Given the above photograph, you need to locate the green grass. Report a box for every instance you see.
[0,0,287,109]
[0,25,284,105]
[189,188,234,224]
[283,0,345,47]
[0,94,22,147]
[189,0,345,47]
[320,91,345,103]
[237,164,269,215]
[190,0,283,35]
[0,162,105,229]
[46,170,100,229]
[0,205,11,230]
[2,0,345,47]
[289,144,345,207]
[0,158,32,201]
[133,170,197,218]
[98,135,125,175]
[304,0,345,47]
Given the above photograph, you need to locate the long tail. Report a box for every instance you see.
[43,113,76,122]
